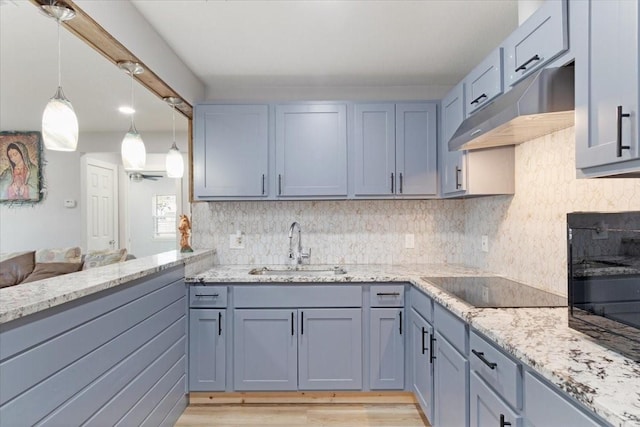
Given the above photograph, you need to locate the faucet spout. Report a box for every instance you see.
[288,221,309,265]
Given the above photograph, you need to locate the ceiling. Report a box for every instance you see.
[1,0,519,133]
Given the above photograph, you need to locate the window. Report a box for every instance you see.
[152,194,177,239]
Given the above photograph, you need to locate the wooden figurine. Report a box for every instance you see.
[178,214,194,253]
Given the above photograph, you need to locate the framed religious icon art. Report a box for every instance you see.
[0,131,44,204]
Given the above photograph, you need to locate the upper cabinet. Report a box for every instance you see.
[193,105,269,199]
[464,48,503,116]
[503,0,569,87]
[275,104,348,197]
[441,83,466,196]
[353,103,437,198]
[575,0,640,177]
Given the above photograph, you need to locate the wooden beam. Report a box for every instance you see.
[29,0,193,120]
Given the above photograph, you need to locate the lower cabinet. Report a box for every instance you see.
[370,308,404,390]
[470,372,520,427]
[410,308,434,421]
[189,309,226,391]
[233,308,363,391]
[433,331,469,427]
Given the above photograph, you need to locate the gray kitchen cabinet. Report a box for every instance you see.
[503,0,568,87]
[189,309,226,391]
[433,330,469,427]
[470,372,521,427]
[233,309,298,391]
[369,308,404,390]
[523,371,606,427]
[298,308,363,390]
[353,103,437,197]
[193,104,269,199]
[464,48,503,116]
[440,83,515,198]
[275,104,348,197]
[410,307,434,422]
[575,0,640,177]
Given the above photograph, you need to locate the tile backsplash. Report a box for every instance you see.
[190,126,640,296]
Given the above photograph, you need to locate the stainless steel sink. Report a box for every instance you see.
[248,266,347,276]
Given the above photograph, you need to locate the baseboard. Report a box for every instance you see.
[188,391,417,405]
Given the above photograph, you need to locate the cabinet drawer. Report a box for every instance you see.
[189,286,228,308]
[370,285,404,307]
[465,47,503,116]
[470,331,521,410]
[234,285,362,308]
[434,303,466,354]
[470,372,521,427]
[504,0,568,86]
[410,288,432,322]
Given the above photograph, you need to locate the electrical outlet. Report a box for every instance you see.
[481,235,489,253]
[404,233,415,249]
[229,231,244,249]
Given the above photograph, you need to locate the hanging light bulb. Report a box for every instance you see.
[118,61,146,171]
[164,97,185,178]
[41,3,78,151]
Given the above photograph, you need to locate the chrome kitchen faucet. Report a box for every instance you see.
[288,221,310,265]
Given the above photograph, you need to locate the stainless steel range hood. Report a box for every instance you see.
[448,66,575,151]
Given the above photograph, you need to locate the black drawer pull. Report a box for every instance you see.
[399,311,402,335]
[391,173,395,193]
[301,311,304,335]
[617,105,631,157]
[429,334,436,363]
[421,327,427,354]
[472,349,497,369]
[470,93,488,106]
[515,54,541,72]
[399,173,403,194]
[278,174,282,195]
[195,294,219,298]
[218,312,222,336]
[261,174,265,195]
[291,312,294,336]
[377,292,400,297]
[455,166,462,189]
[500,414,512,427]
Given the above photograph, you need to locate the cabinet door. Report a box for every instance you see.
[523,371,603,427]
[433,332,469,427]
[441,82,466,196]
[470,372,520,427]
[353,104,396,196]
[410,309,434,422]
[275,104,347,197]
[298,308,362,390]
[465,48,503,116]
[233,309,298,391]
[189,309,225,391]
[575,0,639,170]
[370,308,404,390]
[193,104,269,198]
[396,103,438,197]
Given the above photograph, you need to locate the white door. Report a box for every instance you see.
[127,172,179,257]
[84,159,118,251]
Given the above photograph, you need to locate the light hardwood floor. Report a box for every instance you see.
[175,404,431,427]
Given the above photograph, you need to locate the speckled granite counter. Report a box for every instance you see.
[188,263,640,427]
[0,249,215,324]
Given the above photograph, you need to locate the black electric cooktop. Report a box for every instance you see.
[421,276,567,308]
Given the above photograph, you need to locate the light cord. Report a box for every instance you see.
[57,17,61,87]
[130,71,135,127]
[172,103,176,143]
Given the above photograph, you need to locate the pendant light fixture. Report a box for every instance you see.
[41,3,78,151]
[118,61,146,171]
[163,97,184,179]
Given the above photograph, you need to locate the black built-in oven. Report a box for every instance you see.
[567,212,640,362]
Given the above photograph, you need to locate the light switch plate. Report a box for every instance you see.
[481,235,489,252]
[229,232,244,249]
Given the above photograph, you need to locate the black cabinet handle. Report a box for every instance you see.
[195,294,218,298]
[455,166,462,189]
[500,414,512,427]
[278,174,282,195]
[429,334,436,363]
[399,173,403,194]
[617,105,631,157]
[291,312,294,336]
[261,174,265,195]
[472,349,497,369]
[391,173,395,193]
[399,311,402,335]
[301,311,304,335]
[515,54,541,72]
[421,327,427,354]
[377,292,401,297]
[218,311,222,336]
[470,93,488,106]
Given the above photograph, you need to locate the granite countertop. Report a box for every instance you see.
[189,263,640,427]
[0,249,215,325]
